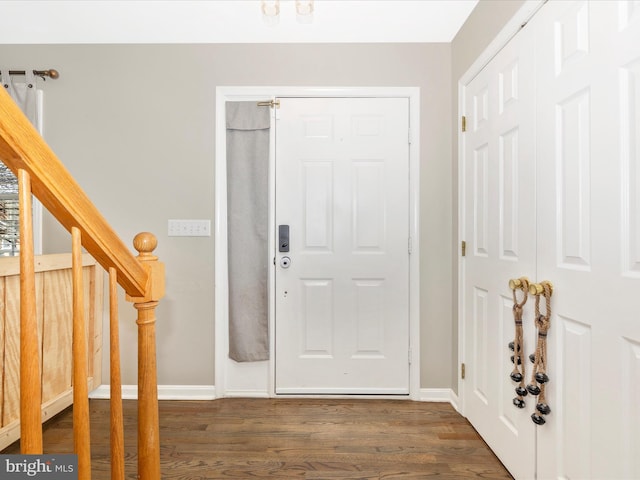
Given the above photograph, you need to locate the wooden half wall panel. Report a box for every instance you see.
[2,276,20,428]
[0,253,103,450]
[42,268,73,403]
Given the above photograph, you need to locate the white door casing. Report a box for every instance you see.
[274,97,411,395]
[459,1,640,479]
[214,87,421,399]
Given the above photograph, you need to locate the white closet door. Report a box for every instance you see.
[535,1,640,478]
[460,21,537,480]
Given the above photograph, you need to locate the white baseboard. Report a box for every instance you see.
[89,385,216,401]
[222,389,270,398]
[419,388,460,411]
[89,385,460,412]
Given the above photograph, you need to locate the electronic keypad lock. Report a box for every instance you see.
[279,225,290,252]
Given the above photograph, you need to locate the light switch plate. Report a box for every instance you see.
[168,219,211,237]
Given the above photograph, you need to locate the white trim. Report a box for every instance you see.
[458,0,546,86]
[222,389,271,399]
[89,384,216,400]
[215,86,421,400]
[456,0,547,417]
[419,388,460,412]
[88,385,461,410]
[457,82,468,415]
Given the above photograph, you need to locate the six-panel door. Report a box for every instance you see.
[275,97,410,395]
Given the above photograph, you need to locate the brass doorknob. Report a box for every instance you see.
[508,277,529,290]
[528,281,553,296]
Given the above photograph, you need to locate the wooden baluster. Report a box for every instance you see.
[18,168,42,453]
[72,227,91,478]
[109,267,125,480]
[126,233,165,480]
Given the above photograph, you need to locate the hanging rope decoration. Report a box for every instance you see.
[527,281,553,425]
[509,277,529,409]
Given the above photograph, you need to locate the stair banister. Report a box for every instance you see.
[0,85,164,479]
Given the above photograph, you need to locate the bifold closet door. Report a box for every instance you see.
[460,19,537,480]
[535,1,640,479]
[463,1,640,479]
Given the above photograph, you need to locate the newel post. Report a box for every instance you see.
[126,232,165,480]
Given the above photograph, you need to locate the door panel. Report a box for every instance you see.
[461,18,537,480]
[535,1,640,478]
[275,97,410,395]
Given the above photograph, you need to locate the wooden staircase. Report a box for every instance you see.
[0,86,163,479]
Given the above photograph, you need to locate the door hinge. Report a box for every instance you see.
[408,237,412,255]
[461,240,466,257]
[408,348,412,365]
[408,128,412,145]
[461,115,467,132]
[461,363,466,379]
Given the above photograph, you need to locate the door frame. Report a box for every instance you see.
[457,0,546,415]
[215,86,421,399]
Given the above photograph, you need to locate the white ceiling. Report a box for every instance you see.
[0,1,478,44]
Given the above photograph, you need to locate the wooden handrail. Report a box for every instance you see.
[0,87,148,297]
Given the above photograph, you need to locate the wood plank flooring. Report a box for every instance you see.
[3,398,512,479]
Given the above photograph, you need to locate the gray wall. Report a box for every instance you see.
[0,43,455,389]
[450,0,527,391]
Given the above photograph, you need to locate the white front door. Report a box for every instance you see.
[274,97,410,395]
[460,19,537,480]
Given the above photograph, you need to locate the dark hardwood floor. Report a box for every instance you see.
[3,398,512,479]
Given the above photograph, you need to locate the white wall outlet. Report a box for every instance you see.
[168,219,211,237]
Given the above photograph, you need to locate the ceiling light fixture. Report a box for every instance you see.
[295,0,314,23]
[261,0,314,26]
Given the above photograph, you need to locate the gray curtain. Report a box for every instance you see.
[0,69,40,256]
[226,101,270,362]
[0,69,38,197]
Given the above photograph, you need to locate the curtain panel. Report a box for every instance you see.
[226,101,270,362]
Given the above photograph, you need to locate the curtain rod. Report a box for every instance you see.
[2,69,60,80]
